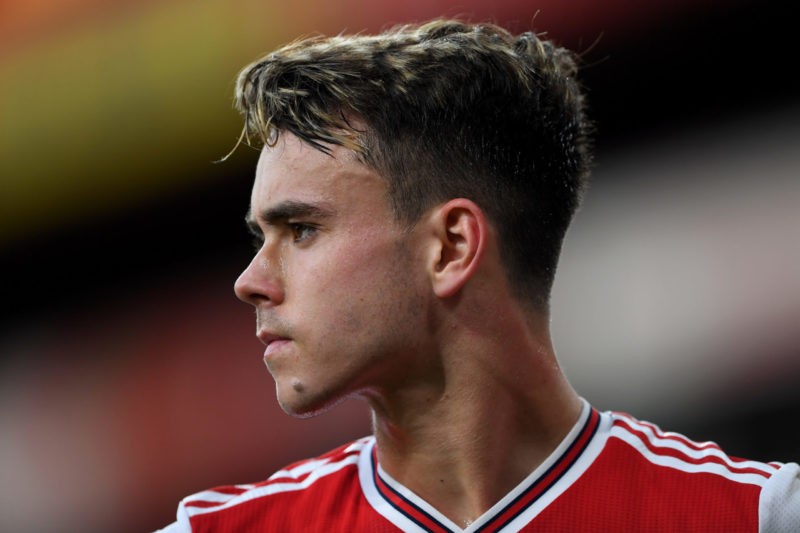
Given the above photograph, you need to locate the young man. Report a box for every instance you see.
[160,19,800,532]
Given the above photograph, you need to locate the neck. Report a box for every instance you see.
[362,311,582,527]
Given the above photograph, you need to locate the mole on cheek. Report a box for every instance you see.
[292,379,304,392]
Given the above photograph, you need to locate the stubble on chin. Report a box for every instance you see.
[276,381,351,419]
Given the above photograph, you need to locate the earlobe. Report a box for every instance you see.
[429,199,488,299]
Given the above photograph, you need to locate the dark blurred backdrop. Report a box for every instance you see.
[2,0,798,531]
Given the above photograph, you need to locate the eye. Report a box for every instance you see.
[251,235,264,252]
[288,223,318,243]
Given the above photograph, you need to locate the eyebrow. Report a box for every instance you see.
[244,201,334,233]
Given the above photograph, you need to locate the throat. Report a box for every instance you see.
[371,407,583,528]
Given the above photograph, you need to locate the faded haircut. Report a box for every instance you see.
[232,18,594,311]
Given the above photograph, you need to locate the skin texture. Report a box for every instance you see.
[234,132,583,526]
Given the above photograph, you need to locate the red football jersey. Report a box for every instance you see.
[159,401,800,532]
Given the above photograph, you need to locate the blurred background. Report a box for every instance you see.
[1,0,798,531]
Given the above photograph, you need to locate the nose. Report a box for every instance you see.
[234,253,285,306]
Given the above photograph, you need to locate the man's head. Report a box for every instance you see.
[233,18,593,311]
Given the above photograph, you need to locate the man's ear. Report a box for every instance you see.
[427,198,489,299]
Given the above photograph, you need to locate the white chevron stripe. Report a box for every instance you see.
[183,453,360,518]
[612,413,778,477]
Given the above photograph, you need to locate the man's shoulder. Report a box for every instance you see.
[573,408,800,531]
[172,436,373,531]
[523,406,800,532]
[262,435,373,486]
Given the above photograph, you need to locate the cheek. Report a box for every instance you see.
[309,250,366,295]
[308,230,399,291]
[285,243,380,332]
[289,227,421,333]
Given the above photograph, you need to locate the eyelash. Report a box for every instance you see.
[251,223,317,251]
[288,223,317,243]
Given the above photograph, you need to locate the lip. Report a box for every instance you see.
[258,330,291,359]
[257,330,283,345]
[264,338,291,359]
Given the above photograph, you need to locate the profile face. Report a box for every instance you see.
[234,133,433,416]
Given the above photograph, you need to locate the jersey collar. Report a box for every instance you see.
[358,398,602,532]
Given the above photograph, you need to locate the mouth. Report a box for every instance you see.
[257,330,285,345]
[258,330,292,359]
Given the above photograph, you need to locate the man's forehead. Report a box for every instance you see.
[256,132,361,168]
[248,132,389,219]
[254,133,379,192]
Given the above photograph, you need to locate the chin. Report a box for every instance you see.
[276,383,350,419]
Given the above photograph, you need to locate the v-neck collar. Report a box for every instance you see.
[358,399,601,533]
